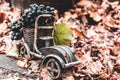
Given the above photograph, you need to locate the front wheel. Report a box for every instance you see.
[45,58,61,79]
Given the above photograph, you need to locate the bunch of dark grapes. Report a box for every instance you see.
[9,3,55,40]
[9,20,23,40]
[20,4,55,28]
[11,31,23,40]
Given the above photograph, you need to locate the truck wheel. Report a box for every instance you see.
[45,58,61,79]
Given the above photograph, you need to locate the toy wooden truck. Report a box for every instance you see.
[20,14,81,79]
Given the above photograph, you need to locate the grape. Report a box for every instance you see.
[28,12,32,16]
[11,31,15,36]
[31,7,36,11]
[10,25,16,31]
[13,36,17,40]
[31,10,36,16]
[27,13,32,19]
[50,7,55,11]
[46,6,51,11]
[33,3,38,7]
[37,9,41,14]
[50,11,54,15]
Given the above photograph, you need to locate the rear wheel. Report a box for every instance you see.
[45,58,61,79]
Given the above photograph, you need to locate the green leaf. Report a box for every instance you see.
[54,23,72,46]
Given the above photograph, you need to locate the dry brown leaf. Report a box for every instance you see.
[76,0,93,7]
[40,68,51,80]
[63,76,74,80]
[90,12,102,22]
[16,59,29,69]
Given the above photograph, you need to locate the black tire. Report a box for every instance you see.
[45,58,61,79]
